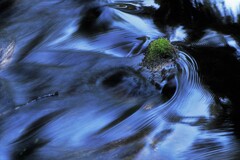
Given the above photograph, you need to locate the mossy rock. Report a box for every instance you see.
[142,38,176,69]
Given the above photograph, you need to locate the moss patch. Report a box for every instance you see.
[142,38,176,69]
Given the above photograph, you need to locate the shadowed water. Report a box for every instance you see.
[0,0,240,159]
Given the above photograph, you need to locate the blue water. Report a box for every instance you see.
[0,0,240,159]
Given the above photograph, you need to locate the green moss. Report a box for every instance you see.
[142,38,176,68]
[146,38,175,62]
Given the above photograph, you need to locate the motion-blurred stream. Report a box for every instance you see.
[0,0,240,159]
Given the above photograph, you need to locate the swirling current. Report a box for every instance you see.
[0,0,240,160]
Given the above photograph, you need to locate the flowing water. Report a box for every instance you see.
[0,0,240,159]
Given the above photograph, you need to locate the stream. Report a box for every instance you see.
[0,0,240,159]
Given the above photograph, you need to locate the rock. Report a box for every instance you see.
[141,38,177,70]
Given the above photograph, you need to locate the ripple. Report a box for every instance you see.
[1,0,239,159]
[107,2,144,14]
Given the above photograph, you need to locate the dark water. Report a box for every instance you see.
[0,0,240,159]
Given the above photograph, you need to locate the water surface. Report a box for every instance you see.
[0,0,240,159]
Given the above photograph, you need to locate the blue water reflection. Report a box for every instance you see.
[0,0,240,159]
